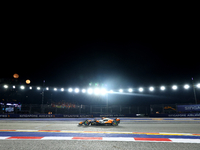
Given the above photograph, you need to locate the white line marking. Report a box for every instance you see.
[170,138,200,143]
[103,137,135,141]
[41,137,73,140]
[0,137,10,139]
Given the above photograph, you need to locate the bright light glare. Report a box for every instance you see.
[149,87,154,91]
[184,84,190,89]
[46,87,49,90]
[128,88,133,92]
[87,88,93,94]
[172,85,178,90]
[61,88,64,91]
[68,88,73,92]
[94,88,100,95]
[160,86,165,91]
[82,89,86,93]
[4,85,8,89]
[13,85,15,89]
[139,87,143,92]
[101,88,107,95]
[75,88,79,93]
[20,86,25,90]
[29,86,32,90]
[197,83,200,88]
[109,90,113,93]
[37,87,41,90]
[54,88,57,91]
[119,89,123,93]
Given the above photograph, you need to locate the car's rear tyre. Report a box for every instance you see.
[112,120,118,126]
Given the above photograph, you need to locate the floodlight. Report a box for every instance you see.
[75,88,79,93]
[87,88,93,94]
[128,88,133,92]
[46,87,49,90]
[37,87,41,90]
[54,88,57,91]
[101,88,107,95]
[82,89,86,93]
[138,87,143,92]
[160,86,165,91]
[13,85,15,89]
[3,85,8,89]
[61,88,64,91]
[29,86,32,90]
[184,84,190,89]
[68,88,73,92]
[149,87,154,91]
[94,88,100,95]
[109,90,113,93]
[119,89,123,93]
[197,83,200,88]
[172,85,178,90]
[20,85,25,90]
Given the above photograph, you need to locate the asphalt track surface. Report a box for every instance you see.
[0,118,200,150]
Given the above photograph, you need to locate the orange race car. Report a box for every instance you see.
[78,117,120,126]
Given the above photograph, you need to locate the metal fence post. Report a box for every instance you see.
[55,107,57,114]
[90,105,92,114]
[29,104,32,114]
[79,105,81,115]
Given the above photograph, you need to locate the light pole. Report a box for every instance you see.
[41,80,45,113]
[106,93,108,114]
[192,78,197,104]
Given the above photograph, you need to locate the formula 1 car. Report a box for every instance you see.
[78,117,120,126]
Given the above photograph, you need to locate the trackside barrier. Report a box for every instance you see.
[1,113,200,118]
[0,114,137,118]
[149,113,200,117]
[0,114,91,118]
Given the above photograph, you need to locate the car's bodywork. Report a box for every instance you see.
[78,118,120,126]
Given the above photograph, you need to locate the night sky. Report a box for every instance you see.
[1,11,199,106]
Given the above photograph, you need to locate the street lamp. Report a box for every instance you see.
[172,85,178,90]
[184,84,190,89]
[128,88,133,92]
[149,87,154,91]
[119,89,123,93]
[20,85,25,90]
[3,85,8,89]
[160,86,165,91]
[139,87,143,92]
[26,79,31,84]
[197,83,200,88]
[94,88,100,95]
[68,88,73,92]
[109,90,113,93]
[101,88,107,95]
[75,88,79,93]
[87,88,93,94]
[82,89,86,93]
